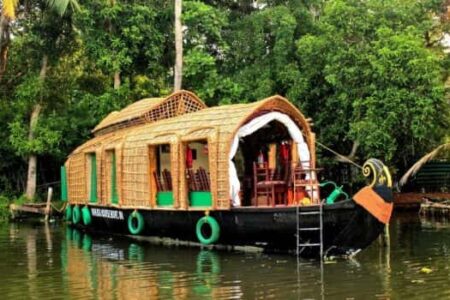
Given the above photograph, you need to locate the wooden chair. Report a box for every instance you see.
[162,169,172,191]
[197,167,211,191]
[253,162,285,206]
[153,171,164,192]
[292,161,321,204]
[272,162,290,205]
[187,168,199,191]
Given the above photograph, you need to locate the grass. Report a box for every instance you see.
[0,195,11,222]
[0,194,37,222]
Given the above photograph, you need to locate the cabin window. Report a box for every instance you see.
[106,150,119,204]
[185,140,211,207]
[149,144,174,207]
[86,153,97,203]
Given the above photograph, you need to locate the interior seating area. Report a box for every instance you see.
[187,167,211,192]
[185,141,212,207]
[150,144,175,206]
[153,169,172,192]
[253,162,288,206]
[147,116,318,208]
[233,120,319,207]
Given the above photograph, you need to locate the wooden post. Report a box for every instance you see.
[45,187,53,222]
[379,223,390,247]
[9,204,15,220]
[384,223,390,247]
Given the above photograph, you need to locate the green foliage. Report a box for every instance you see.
[75,0,166,89]
[9,115,62,157]
[183,1,228,51]
[0,0,448,194]
[182,1,237,105]
[13,195,29,206]
[225,5,299,100]
[0,196,10,222]
[47,0,81,16]
[295,0,448,170]
[0,194,27,222]
[351,28,446,162]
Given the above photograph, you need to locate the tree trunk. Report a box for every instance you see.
[105,1,120,90]
[25,55,48,200]
[336,141,359,163]
[0,14,10,80]
[25,104,42,200]
[113,71,121,89]
[0,14,6,49]
[174,0,183,91]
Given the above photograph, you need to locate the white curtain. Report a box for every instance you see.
[229,112,311,206]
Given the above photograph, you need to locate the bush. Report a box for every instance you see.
[0,196,10,222]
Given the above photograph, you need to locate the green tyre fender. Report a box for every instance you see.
[82,206,92,225]
[128,243,145,261]
[196,216,220,245]
[72,205,81,224]
[128,210,144,235]
[82,233,92,251]
[65,227,73,241]
[65,205,72,222]
[72,228,82,248]
[196,250,221,274]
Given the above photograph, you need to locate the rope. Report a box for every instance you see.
[51,202,67,213]
[37,181,61,188]
[315,141,363,170]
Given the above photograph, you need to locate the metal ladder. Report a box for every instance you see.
[293,163,323,257]
[296,203,323,257]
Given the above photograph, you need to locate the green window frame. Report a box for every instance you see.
[60,166,68,201]
[111,151,119,204]
[89,153,97,203]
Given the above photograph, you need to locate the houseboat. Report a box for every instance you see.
[61,90,393,257]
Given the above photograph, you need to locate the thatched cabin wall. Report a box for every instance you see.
[67,128,130,204]
[120,130,182,208]
[66,153,86,204]
[122,143,150,207]
[66,95,314,210]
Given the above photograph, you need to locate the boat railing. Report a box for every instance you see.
[292,162,322,205]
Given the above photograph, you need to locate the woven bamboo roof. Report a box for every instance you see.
[92,90,207,136]
[72,94,313,155]
[93,98,164,132]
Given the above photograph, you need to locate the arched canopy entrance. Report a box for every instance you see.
[229,112,312,206]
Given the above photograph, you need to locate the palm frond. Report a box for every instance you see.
[399,143,450,187]
[2,0,19,20]
[46,0,80,16]
[69,0,80,13]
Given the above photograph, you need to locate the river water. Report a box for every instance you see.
[0,212,449,299]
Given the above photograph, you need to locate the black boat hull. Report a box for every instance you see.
[72,198,385,257]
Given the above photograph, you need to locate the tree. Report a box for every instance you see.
[181,1,240,104]
[174,0,182,90]
[0,0,19,79]
[295,0,448,173]
[75,0,166,93]
[7,0,80,199]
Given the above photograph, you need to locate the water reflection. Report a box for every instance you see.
[1,215,450,299]
[62,228,238,299]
